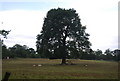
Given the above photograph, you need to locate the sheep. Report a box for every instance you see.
[33,64,36,66]
[38,64,42,67]
[33,64,42,67]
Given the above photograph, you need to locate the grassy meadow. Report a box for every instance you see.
[2,58,118,79]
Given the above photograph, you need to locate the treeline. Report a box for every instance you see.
[2,44,39,59]
[2,44,120,61]
[78,49,120,61]
[46,49,120,61]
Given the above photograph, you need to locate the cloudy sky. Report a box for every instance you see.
[0,0,119,52]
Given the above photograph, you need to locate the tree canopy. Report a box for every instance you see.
[0,30,10,39]
[36,8,92,64]
[2,44,37,59]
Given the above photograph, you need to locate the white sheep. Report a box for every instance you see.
[33,64,36,66]
[38,64,42,67]
[33,64,42,67]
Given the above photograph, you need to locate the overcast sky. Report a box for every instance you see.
[0,0,119,52]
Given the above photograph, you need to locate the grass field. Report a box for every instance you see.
[2,58,118,79]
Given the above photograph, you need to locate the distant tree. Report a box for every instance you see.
[28,48,35,54]
[27,48,36,58]
[10,44,28,58]
[2,44,9,59]
[36,8,91,64]
[95,49,103,60]
[113,49,120,61]
[80,49,96,60]
[8,47,16,58]
[104,49,113,60]
[2,43,36,59]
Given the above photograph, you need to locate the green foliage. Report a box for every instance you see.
[0,30,10,38]
[94,49,103,60]
[113,49,120,61]
[104,49,113,60]
[2,43,119,61]
[36,8,91,59]
[2,44,37,59]
[2,45,9,58]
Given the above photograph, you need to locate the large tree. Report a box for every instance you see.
[36,8,91,64]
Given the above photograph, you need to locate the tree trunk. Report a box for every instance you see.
[61,29,68,65]
[61,58,66,65]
